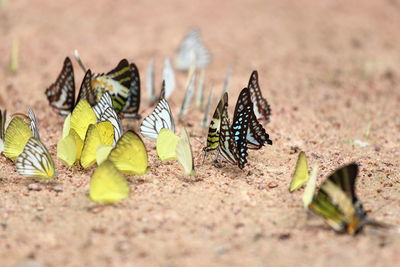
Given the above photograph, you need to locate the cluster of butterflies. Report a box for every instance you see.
[289,152,397,235]
[203,71,273,169]
[2,28,396,236]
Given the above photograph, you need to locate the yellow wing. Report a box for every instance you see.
[289,151,309,192]
[302,163,319,210]
[176,128,196,176]
[108,130,148,175]
[57,129,83,166]
[96,145,113,165]
[16,137,55,179]
[3,116,33,160]
[156,128,180,161]
[89,160,130,203]
[62,113,71,139]
[80,121,114,168]
[70,100,97,140]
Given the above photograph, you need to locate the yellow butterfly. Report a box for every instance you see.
[176,128,195,176]
[3,115,33,160]
[96,145,113,165]
[16,137,55,179]
[57,128,83,167]
[156,128,180,161]
[108,130,148,175]
[80,121,114,168]
[89,160,130,203]
[289,151,309,192]
[70,100,97,140]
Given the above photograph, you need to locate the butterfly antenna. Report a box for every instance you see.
[73,49,87,73]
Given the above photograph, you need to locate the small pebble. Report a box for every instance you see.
[53,185,63,192]
[267,181,278,188]
[28,183,41,191]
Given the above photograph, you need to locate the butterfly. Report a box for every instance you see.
[232,87,272,150]
[302,163,318,210]
[3,115,33,160]
[93,92,123,144]
[176,128,196,176]
[196,69,205,108]
[70,100,98,140]
[309,163,369,235]
[248,71,272,124]
[230,88,253,169]
[174,28,211,70]
[146,58,156,102]
[289,151,309,192]
[45,57,75,115]
[140,94,175,141]
[178,68,196,118]
[91,59,133,112]
[80,121,114,168]
[121,62,141,119]
[108,130,148,175]
[76,69,97,106]
[203,92,227,152]
[156,128,180,161]
[57,128,83,167]
[89,160,130,203]
[162,57,176,100]
[16,136,55,179]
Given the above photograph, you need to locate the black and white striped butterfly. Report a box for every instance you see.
[45,57,75,116]
[230,88,253,169]
[76,69,97,107]
[174,28,211,70]
[121,63,141,119]
[16,137,55,179]
[248,71,271,124]
[140,90,175,141]
[93,92,123,144]
[232,87,272,150]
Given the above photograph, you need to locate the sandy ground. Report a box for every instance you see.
[1,0,400,266]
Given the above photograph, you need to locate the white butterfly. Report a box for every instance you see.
[178,69,196,118]
[162,57,175,99]
[174,28,211,70]
[140,98,175,140]
[146,58,156,102]
[28,108,40,140]
[16,137,55,179]
[93,92,123,144]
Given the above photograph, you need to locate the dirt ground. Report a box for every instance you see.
[0,0,400,266]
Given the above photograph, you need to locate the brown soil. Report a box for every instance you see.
[1,0,400,266]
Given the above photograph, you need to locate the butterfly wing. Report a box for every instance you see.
[76,69,97,106]
[93,91,113,119]
[108,130,148,175]
[92,59,131,112]
[28,108,40,140]
[248,71,271,123]
[231,88,252,169]
[0,110,6,152]
[45,57,75,115]
[162,57,176,99]
[289,151,309,192]
[218,102,238,165]
[309,163,367,234]
[174,28,211,70]
[156,128,180,161]
[203,92,227,152]
[16,137,55,179]
[146,58,156,102]
[176,128,196,176]
[121,63,141,119]
[4,116,33,160]
[70,100,98,140]
[89,160,130,203]
[140,98,175,140]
